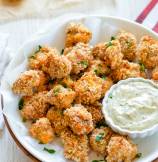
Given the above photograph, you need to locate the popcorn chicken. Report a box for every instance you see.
[90,127,114,155]
[137,35,158,69]
[66,43,93,74]
[101,77,113,97]
[65,22,92,47]
[116,31,137,61]
[111,60,141,82]
[85,104,104,125]
[20,91,49,120]
[46,108,68,135]
[61,129,89,162]
[152,66,158,80]
[29,117,54,144]
[106,135,138,162]
[74,72,103,104]
[12,70,47,96]
[104,40,123,70]
[64,104,94,135]
[46,85,76,109]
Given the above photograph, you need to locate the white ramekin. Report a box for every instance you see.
[102,78,158,138]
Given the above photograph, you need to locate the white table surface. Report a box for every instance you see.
[0,0,157,161]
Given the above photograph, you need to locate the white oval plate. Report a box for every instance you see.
[1,14,158,162]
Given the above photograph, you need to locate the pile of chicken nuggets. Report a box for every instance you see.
[12,22,158,162]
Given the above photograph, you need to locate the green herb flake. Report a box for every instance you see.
[109,94,113,99]
[61,49,64,55]
[18,98,24,110]
[111,36,115,41]
[102,75,106,80]
[136,153,142,158]
[35,45,42,53]
[139,63,145,72]
[53,87,60,96]
[95,132,105,142]
[92,159,105,162]
[78,60,89,68]
[29,55,36,59]
[126,40,132,48]
[107,41,113,47]
[22,118,27,122]
[43,147,56,154]
[48,79,54,84]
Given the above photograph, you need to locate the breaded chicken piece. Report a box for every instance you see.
[46,84,76,109]
[92,42,107,60]
[104,40,123,70]
[65,22,92,47]
[152,66,158,80]
[85,104,103,125]
[90,127,114,155]
[74,72,103,104]
[66,43,93,74]
[64,104,94,135]
[106,135,138,162]
[137,35,158,69]
[101,77,113,97]
[12,70,47,96]
[116,31,137,61]
[20,91,49,120]
[57,76,75,89]
[46,107,68,135]
[61,129,89,162]
[111,60,141,82]
[87,59,111,77]
[28,46,58,70]
[29,117,54,144]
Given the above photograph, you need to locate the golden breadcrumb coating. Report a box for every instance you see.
[87,59,111,76]
[137,35,158,69]
[116,31,137,61]
[152,66,158,80]
[46,84,76,109]
[12,70,47,96]
[85,104,104,125]
[101,77,113,97]
[66,43,93,74]
[104,40,123,70]
[46,108,68,135]
[40,49,72,79]
[61,129,89,162]
[64,104,94,135]
[28,46,59,70]
[74,72,103,104]
[106,135,138,162]
[21,91,49,120]
[92,42,107,60]
[29,117,54,144]
[57,76,75,89]
[111,60,141,82]
[90,127,114,155]
[65,22,92,47]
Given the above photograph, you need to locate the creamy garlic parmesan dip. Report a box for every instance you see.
[106,79,158,131]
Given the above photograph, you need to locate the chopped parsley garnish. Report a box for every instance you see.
[18,98,24,110]
[35,45,42,53]
[107,41,113,47]
[94,69,100,75]
[136,153,142,158]
[126,40,132,48]
[111,36,115,41]
[109,94,113,99]
[53,87,60,96]
[61,49,64,55]
[29,55,36,59]
[101,75,106,80]
[22,118,27,122]
[43,147,56,154]
[78,60,89,68]
[92,160,105,162]
[139,63,145,72]
[95,132,105,142]
[48,79,54,84]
